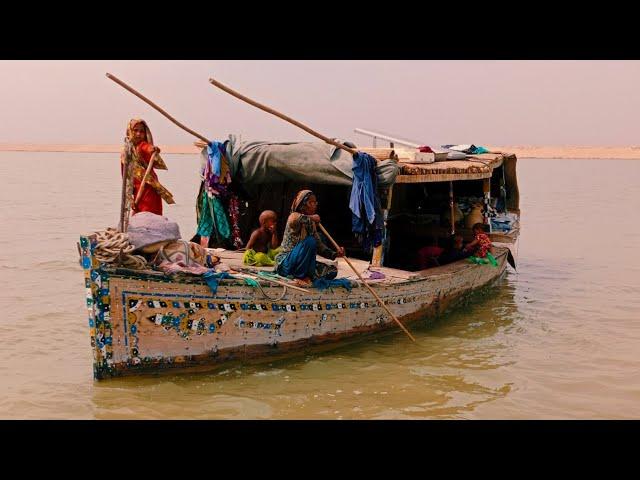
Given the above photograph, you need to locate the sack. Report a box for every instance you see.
[155,240,219,268]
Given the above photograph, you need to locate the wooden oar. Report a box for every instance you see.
[318,223,416,342]
[133,151,157,209]
[106,73,211,144]
[118,150,131,232]
[208,76,357,156]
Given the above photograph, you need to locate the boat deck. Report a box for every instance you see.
[211,246,509,286]
[100,245,510,288]
[212,249,417,284]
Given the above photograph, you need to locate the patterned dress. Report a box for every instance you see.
[474,232,492,258]
[275,213,337,280]
[120,119,174,218]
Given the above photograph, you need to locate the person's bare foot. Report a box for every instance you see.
[293,277,312,287]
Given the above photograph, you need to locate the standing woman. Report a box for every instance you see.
[275,190,345,287]
[120,119,175,222]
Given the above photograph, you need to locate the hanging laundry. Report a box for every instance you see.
[197,141,244,249]
[349,152,384,252]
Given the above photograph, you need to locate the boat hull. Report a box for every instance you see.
[79,235,508,379]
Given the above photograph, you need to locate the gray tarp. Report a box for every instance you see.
[200,134,400,186]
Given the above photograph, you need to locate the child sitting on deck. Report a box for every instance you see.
[464,223,497,266]
[243,210,282,267]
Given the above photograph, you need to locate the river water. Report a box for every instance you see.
[0,152,638,419]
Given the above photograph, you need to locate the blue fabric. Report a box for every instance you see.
[207,141,224,177]
[491,218,511,232]
[312,277,352,291]
[275,236,317,279]
[349,152,384,252]
[442,144,488,155]
[469,145,489,154]
[203,271,235,294]
[350,152,377,225]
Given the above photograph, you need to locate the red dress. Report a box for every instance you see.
[132,142,163,215]
[121,141,164,216]
[474,232,492,258]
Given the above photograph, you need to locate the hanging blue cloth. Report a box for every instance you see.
[206,141,224,177]
[350,152,377,225]
[312,277,352,291]
[349,152,384,251]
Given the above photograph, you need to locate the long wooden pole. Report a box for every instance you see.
[118,152,131,232]
[106,73,211,144]
[318,223,416,342]
[133,151,157,208]
[208,77,357,156]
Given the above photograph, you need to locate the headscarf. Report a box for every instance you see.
[126,118,154,145]
[291,190,314,213]
[121,118,167,170]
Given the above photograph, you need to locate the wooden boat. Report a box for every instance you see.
[79,143,520,379]
[81,75,520,379]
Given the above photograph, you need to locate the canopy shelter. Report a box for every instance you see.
[195,136,519,272]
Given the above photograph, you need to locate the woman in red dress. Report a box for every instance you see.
[120,119,174,216]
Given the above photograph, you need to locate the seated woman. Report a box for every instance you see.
[274,190,345,287]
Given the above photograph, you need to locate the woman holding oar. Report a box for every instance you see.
[120,119,175,218]
[275,190,345,287]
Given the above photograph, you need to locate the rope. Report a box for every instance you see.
[252,280,288,301]
[236,272,288,301]
[93,227,147,270]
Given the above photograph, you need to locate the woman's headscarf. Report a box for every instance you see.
[122,118,167,170]
[291,190,314,213]
[126,118,154,145]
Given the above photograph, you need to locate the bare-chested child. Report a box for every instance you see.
[242,210,282,266]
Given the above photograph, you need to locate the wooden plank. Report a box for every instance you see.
[358,147,398,161]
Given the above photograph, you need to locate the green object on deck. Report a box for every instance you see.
[242,247,281,267]
[468,254,497,267]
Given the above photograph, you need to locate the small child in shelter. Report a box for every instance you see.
[464,222,497,265]
[243,210,282,267]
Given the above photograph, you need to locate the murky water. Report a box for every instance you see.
[0,152,639,419]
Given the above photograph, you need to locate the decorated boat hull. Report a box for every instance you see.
[80,235,509,380]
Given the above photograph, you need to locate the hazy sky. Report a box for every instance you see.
[1,60,638,146]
